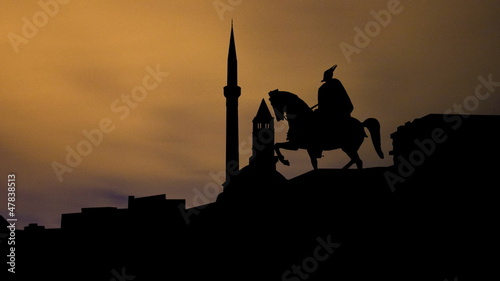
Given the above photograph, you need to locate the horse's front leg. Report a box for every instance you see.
[307,148,319,170]
[274,142,299,166]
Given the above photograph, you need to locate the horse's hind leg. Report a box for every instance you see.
[342,149,363,169]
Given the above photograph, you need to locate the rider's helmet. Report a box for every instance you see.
[321,65,337,82]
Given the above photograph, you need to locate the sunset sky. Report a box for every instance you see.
[1,0,500,228]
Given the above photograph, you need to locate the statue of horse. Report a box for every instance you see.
[268,90,384,169]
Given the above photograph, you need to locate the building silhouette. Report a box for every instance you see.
[61,194,186,231]
[223,22,241,182]
[389,114,500,174]
[249,99,276,171]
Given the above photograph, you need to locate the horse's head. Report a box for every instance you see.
[269,89,310,121]
[268,89,286,121]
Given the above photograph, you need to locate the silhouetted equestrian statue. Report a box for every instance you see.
[269,66,384,169]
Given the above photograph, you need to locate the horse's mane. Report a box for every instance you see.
[270,90,312,114]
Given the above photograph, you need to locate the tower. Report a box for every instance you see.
[224,22,241,181]
[249,99,276,171]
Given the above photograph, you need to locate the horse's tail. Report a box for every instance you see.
[363,118,384,159]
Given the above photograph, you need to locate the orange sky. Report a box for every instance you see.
[1,0,500,228]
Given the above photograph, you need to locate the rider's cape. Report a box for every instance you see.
[317,78,353,120]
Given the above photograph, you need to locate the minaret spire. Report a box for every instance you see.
[223,22,241,184]
[227,21,237,87]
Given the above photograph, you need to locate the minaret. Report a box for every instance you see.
[223,21,241,182]
[249,99,276,171]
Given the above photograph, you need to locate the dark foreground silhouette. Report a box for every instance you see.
[1,114,498,281]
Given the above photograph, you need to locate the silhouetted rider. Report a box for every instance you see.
[317,65,353,122]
